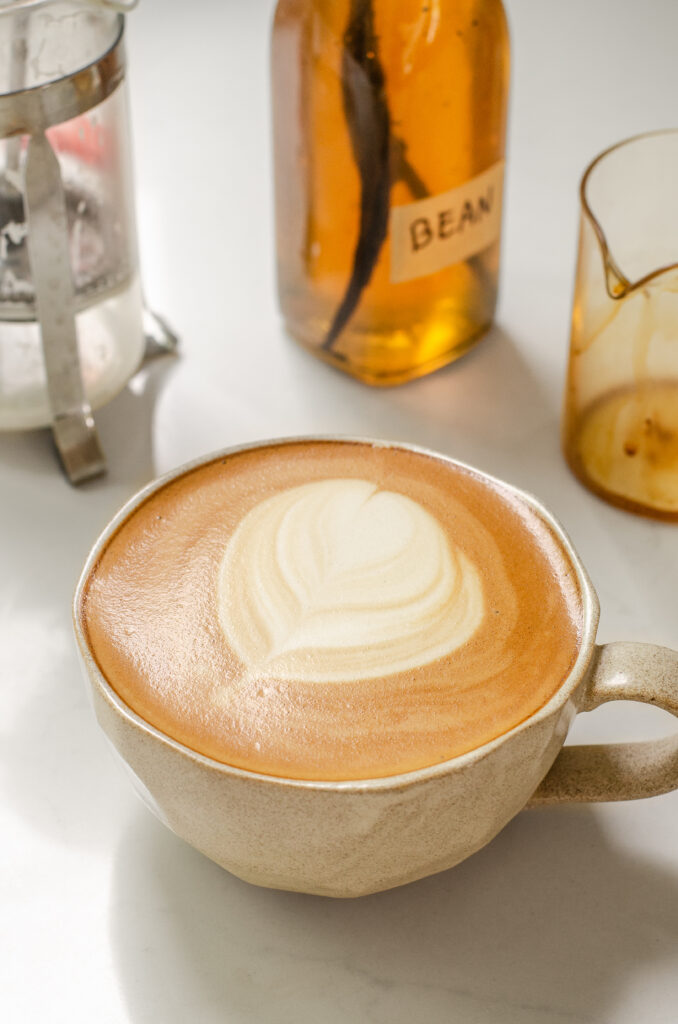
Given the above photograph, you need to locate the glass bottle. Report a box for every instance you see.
[272,0,510,386]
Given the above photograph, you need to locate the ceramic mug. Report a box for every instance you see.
[73,439,678,898]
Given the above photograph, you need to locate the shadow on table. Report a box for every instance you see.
[0,351,177,488]
[0,354,177,849]
[111,804,678,1024]
[287,323,559,481]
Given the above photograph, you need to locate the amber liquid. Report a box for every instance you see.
[272,0,510,386]
[566,382,678,519]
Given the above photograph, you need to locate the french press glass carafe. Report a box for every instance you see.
[0,0,174,481]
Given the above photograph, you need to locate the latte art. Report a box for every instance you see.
[217,479,484,683]
[80,440,584,781]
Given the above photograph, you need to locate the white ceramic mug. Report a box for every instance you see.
[73,439,678,898]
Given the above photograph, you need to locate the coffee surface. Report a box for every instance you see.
[80,441,584,780]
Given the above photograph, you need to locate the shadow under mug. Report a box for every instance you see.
[73,438,678,898]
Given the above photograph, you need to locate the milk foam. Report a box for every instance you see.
[217,478,485,682]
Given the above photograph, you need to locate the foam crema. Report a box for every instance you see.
[218,479,484,684]
[80,441,584,781]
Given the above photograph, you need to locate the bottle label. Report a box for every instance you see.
[390,161,505,284]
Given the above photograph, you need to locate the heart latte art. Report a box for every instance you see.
[217,479,484,684]
[80,441,584,780]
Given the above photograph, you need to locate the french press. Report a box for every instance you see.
[0,0,176,482]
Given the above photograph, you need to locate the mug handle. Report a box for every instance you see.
[529,642,678,806]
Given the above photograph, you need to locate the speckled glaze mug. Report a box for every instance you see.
[73,440,678,898]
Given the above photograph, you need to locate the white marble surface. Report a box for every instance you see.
[2,1,678,1020]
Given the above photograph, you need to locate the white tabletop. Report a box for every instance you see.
[3,1,678,1021]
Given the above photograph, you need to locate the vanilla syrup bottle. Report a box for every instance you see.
[272,0,510,385]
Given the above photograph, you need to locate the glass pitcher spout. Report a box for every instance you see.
[582,133,678,301]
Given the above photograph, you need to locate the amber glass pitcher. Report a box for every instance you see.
[272,0,510,386]
[563,131,678,520]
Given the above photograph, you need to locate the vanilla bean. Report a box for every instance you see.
[323,3,438,353]
[322,0,391,353]
[390,135,429,201]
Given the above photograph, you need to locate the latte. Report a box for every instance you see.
[79,441,584,781]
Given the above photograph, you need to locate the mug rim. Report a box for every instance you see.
[73,435,600,793]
